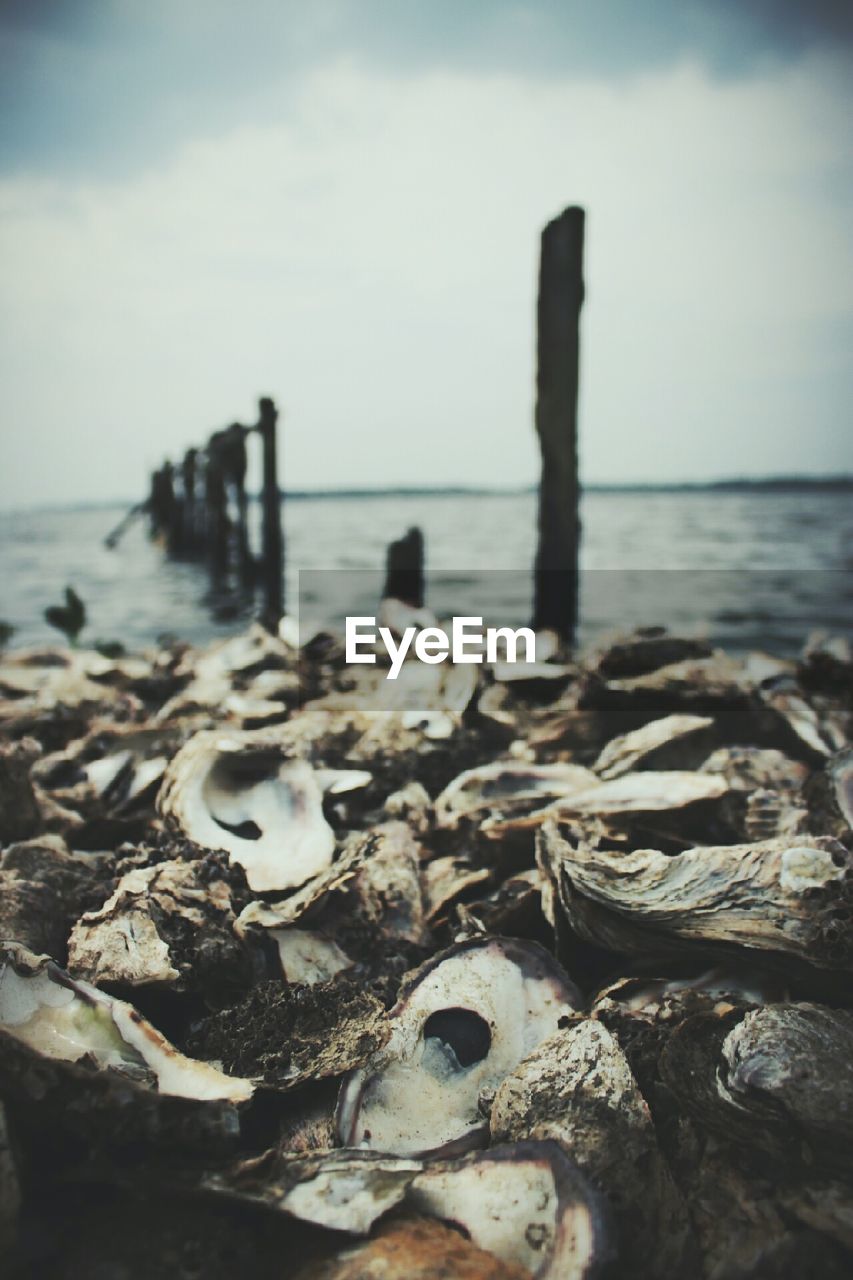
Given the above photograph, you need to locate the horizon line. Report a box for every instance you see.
[1,472,852,516]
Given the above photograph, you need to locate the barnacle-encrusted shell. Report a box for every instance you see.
[491,1020,694,1278]
[67,857,241,991]
[0,834,104,961]
[660,1003,853,1178]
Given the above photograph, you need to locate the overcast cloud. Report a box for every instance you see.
[1,1,851,507]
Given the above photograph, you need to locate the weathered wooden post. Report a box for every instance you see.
[383,527,425,606]
[258,397,283,625]
[181,448,199,555]
[532,205,584,645]
[205,434,229,580]
[223,422,252,585]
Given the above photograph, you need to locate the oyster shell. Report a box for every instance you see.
[592,631,713,680]
[483,770,728,838]
[0,834,105,962]
[584,629,712,680]
[830,748,853,830]
[421,855,492,925]
[587,651,747,705]
[406,1141,610,1279]
[660,1003,853,1178]
[540,824,853,971]
[267,929,353,985]
[592,713,714,779]
[0,943,253,1102]
[67,856,247,999]
[235,823,429,960]
[760,682,841,759]
[158,730,353,892]
[33,724,177,819]
[0,647,141,717]
[234,891,355,984]
[384,780,433,834]
[435,761,598,829]
[491,1019,694,1278]
[203,1141,609,1280]
[803,747,853,840]
[155,623,295,723]
[699,745,810,793]
[335,937,581,1156]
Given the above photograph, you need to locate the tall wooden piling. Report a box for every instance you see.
[258,396,283,625]
[532,205,585,645]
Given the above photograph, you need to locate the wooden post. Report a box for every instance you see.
[383,527,425,606]
[205,434,228,580]
[258,397,283,625]
[181,448,199,555]
[532,205,584,644]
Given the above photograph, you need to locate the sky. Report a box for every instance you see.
[1,0,852,508]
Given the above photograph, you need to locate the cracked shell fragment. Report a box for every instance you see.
[157,729,339,892]
[0,943,253,1102]
[335,937,581,1156]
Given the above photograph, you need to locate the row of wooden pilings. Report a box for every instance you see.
[118,398,283,627]
[122,204,584,645]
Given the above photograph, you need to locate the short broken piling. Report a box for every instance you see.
[383,527,425,607]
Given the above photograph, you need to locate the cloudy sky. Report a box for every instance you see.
[1,0,851,508]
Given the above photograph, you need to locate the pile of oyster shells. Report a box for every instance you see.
[0,620,851,1278]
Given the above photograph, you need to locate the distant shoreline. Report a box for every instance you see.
[3,474,852,515]
[284,475,853,500]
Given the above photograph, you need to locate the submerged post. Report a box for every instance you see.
[532,205,584,645]
[383,527,425,607]
[258,396,283,625]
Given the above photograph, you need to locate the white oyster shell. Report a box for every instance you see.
[157,730,340,892]
[336,937,581,1156]
[0,944,253,1102]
